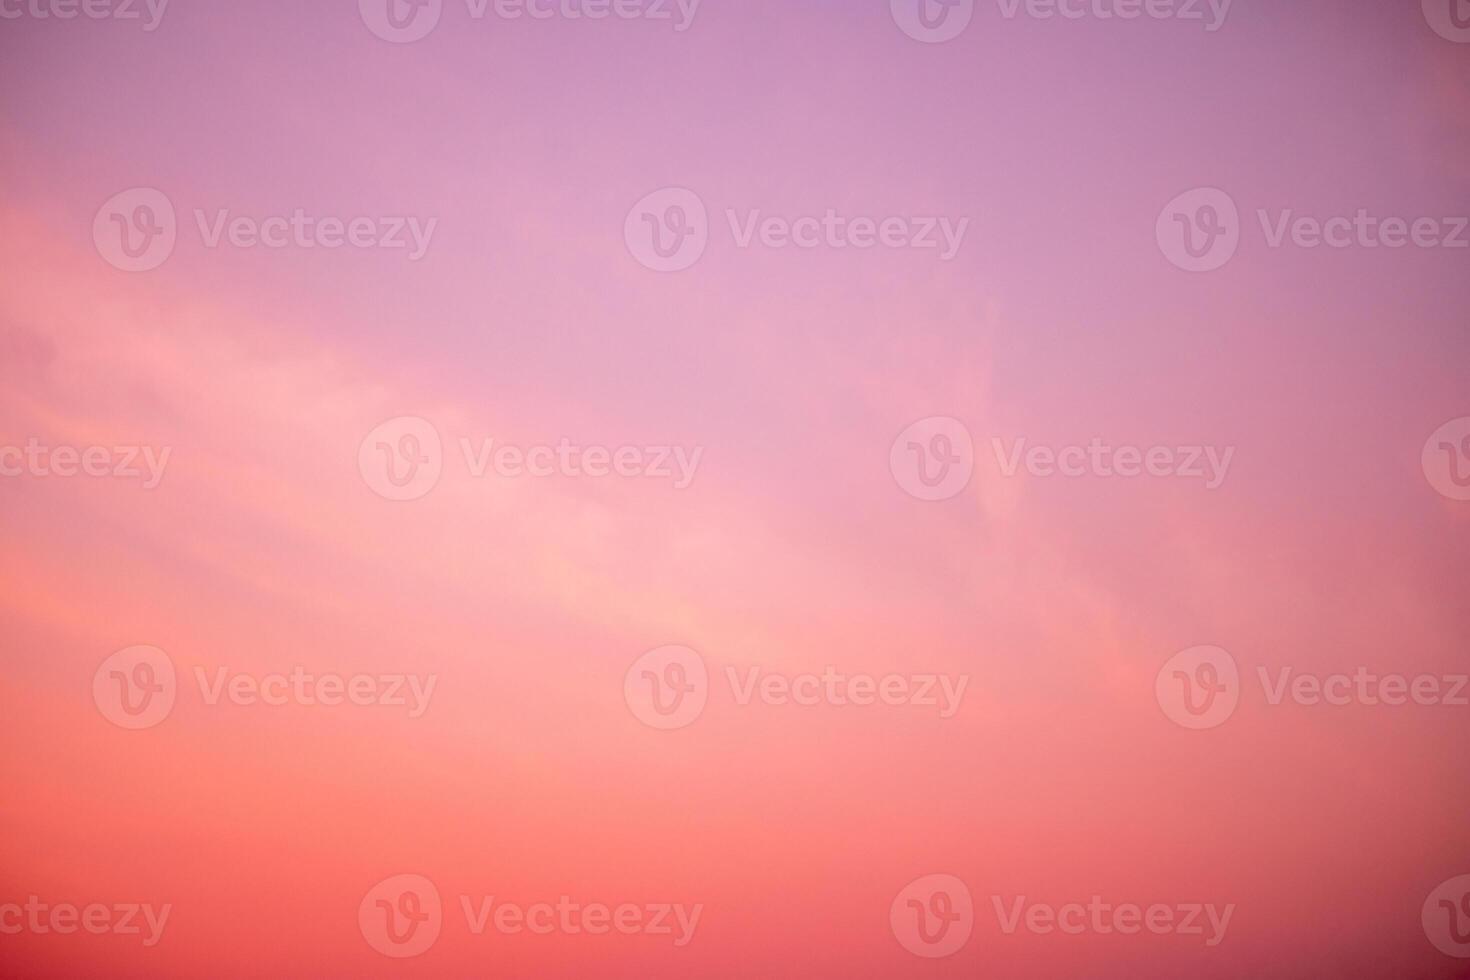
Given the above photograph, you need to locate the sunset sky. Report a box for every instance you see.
[2,0,1468,976]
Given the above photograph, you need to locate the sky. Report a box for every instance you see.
[1,0,1469,976]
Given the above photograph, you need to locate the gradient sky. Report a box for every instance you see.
[2,0,1468,976]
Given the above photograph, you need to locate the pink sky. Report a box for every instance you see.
[2,0,1468,975]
